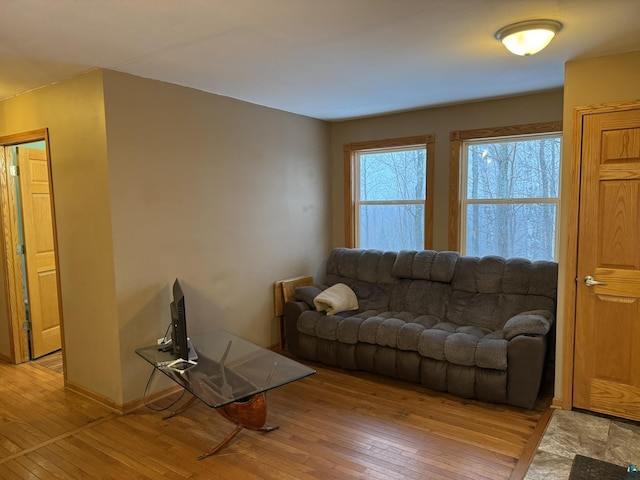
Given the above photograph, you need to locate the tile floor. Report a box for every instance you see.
[525,409,640,479]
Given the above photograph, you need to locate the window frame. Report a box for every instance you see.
[344,135,434,249]
[449,121,562,256]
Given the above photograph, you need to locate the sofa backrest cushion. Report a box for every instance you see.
[389,279,451,317]
[326,248,396,283]
[325,248,397,311]
[391,250,459,282]
[451,256,557,297]
[322,248,558,330]
[448,256,558,330]
[387,250,458,316]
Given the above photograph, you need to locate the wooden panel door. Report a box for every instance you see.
[573,107,640,420]
[17,147,62,358]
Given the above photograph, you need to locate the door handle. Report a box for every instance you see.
[584,275,607,287]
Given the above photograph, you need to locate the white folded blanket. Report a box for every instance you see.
[313,283,359,315]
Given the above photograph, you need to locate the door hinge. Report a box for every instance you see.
[9,165,19,177]
[16,244,25,255]
[22,320,30,331]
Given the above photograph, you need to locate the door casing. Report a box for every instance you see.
[0,129,64,370]
[561,99,640,410]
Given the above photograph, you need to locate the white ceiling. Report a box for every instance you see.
[2,0,640,121]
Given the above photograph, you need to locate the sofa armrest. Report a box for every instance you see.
[507,334,548,409]
[294,285,325,309]
[503,310,554,340]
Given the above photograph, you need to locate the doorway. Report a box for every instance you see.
[0,129,63,366]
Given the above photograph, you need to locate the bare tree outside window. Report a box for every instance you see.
[356,147,426,250]
[462,134,561,261]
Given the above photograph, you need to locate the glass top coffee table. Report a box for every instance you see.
[136,330,315,459]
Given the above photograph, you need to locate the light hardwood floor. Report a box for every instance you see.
[0,355,551,479]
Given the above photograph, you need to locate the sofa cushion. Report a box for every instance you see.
[448,255,558,331]
[448,291,557,331]
[358,316,386,344]
[389,279,451,317]
[350,311,442,347]
[298,310,339,340]
[418,324,508,370]
[324,248,398,312]
[418,328,449,360]
[444,333,478,366]
[299,309,388,343]
[376,318,406,348]
[446,291,505,330]
[326,248,397,284]
[475,338,508,370]
[397,322,425,351]
[452,256,503,293]
[392,250,459,281]
[336,316,365,344]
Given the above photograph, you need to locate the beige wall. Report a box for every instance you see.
[330,90,564,250]
[556,50,640,402]
[0,69,331,406]
[0,70,122,401]
[101,71,331,404]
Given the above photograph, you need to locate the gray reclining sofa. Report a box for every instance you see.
[284,248,557,409]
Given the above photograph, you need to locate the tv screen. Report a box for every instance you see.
[170,279,189,361]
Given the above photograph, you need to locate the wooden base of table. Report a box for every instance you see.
[163,392,278,459]
[198,392,278,459]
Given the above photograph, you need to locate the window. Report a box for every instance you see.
[450,122,562,261]
[344,135,434,250]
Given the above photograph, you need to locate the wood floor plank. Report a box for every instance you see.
[0,353,551,479]
[46,442,102,480]
[27,450,79,480]
[0,462,23,479]
[11,455,50,480]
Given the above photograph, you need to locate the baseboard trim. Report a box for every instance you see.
[64,380,125,414]
[65,380,185,415]
[122,385,185,414]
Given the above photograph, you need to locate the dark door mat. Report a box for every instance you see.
[569,454,628,480]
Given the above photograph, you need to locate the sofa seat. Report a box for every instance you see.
[298,309,508,371]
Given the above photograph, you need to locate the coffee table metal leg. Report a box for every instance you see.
[198,424,245,460]
[163,394,198,420]
[198,393,279,459]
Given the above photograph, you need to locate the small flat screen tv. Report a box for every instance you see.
[170,279,190,361]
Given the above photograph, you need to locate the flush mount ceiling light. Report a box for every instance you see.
[495,19,563,56]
